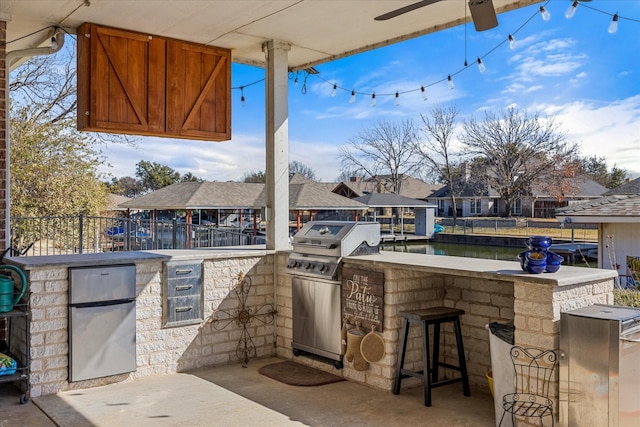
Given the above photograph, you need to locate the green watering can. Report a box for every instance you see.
[0,265,27,313]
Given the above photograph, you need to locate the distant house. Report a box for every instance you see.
[556,177,640,286]
[332,174,442,201]
[426,175,607,218]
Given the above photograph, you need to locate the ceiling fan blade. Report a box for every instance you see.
[374,0,444,21]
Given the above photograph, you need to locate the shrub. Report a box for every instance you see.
[613,289,640,308]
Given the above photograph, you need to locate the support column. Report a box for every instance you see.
[263,40,290,251]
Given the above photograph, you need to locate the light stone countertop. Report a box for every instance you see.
[4,246,272,270]
[345,251,618,287]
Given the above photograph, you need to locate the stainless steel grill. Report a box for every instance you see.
[287,221,380,367]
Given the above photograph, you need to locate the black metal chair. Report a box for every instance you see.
[500,346,557,427]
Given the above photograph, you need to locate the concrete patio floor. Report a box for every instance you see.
[0,357,496,426]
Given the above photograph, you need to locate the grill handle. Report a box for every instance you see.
[292,242,337,250]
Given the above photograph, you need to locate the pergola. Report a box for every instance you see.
[1,0,542,250]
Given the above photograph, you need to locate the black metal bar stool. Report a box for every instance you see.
[393,306,471,407]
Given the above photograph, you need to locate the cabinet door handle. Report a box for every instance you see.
[175,306,193,312]
[175,285,193,291]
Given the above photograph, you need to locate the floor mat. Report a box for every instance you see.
[258,360,344,387]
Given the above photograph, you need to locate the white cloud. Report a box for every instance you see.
[532,96,640,176]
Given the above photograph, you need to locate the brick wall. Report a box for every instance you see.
[0,19,6,251]
[22,254,277,398]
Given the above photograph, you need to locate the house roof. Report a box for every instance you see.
[258,182,366,211]
[353,193,435,208]
[337,175,442,199]
[4,1,540,71]
[119,180,365,211]
[603,177,640,195]
[119,182,265,210]
[555,194,640,224]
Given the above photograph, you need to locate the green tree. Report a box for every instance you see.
[460,108,580,217]
[108,176,146,198]
[10,103,109,217]
[579,155,629,189]
[9,47,112,218]
[180,172,204,183]
[135,160,181,191]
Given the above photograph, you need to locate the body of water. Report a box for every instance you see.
[381,241,524,262]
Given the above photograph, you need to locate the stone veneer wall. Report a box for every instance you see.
[22,254,276,398]
[275,258,614,426]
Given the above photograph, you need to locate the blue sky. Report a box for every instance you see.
[100,0,640,182]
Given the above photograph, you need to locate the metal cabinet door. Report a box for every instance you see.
[69,301,136,382]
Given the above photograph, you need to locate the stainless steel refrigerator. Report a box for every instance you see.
[560,304,640,427]
[69,264,137,382]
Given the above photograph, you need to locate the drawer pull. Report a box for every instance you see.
[175,285,193,291]
[175,306,193,312]
[175,269,193,275]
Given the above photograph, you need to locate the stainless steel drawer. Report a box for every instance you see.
[166,276,202,298]
[163,261,203,327]
[165,295,202,326]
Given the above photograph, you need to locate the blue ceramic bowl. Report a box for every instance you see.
[545,262,561,273]
[525,250,547,264]
[524,260,546,274]
[546,251,564,264]
[525,236,553,251]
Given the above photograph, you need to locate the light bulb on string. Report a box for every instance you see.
[395,92,400,106]
[508,34,517,50]
[539,6,551,21]
[608,13,619,34]
[370,93,376,107]
[240,87,246,107]
[448,75,454,90]
[421,86,427,101]
[565,1,578,19]
[50,36,58,50]
[349,90,356,104]
[331,84,337,97]
[477,57,486,74]
[294,73,299,87]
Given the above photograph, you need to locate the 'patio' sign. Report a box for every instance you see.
[342,267,384,332]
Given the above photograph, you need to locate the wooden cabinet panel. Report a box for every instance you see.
[77,23,231,142]
[77,23,166,135]
[166,40,231,141]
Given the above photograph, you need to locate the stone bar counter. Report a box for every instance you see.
[7,247,616,424]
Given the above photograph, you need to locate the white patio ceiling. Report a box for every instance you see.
[3,0,542,70]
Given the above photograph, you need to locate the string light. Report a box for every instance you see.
[565,1,579,20]
[232,3,639,107]
[539,6,551,21]
[477,57,486,74]
[394,92,400,106]
[608,13,619,34]
[240,87,245,107]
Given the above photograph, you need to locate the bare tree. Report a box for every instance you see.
[289,160,317,181]
[416,105,464,219]
[339,119,423,194]
[459,108,580,217]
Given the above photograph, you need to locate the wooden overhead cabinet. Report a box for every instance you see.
[77,23,231,141]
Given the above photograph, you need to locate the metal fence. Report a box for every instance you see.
[437,218,598,240]
[10,215,260,256]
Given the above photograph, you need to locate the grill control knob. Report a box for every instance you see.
[303,262,312,270]
[317,264,327,272]
[287,260,298,268]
